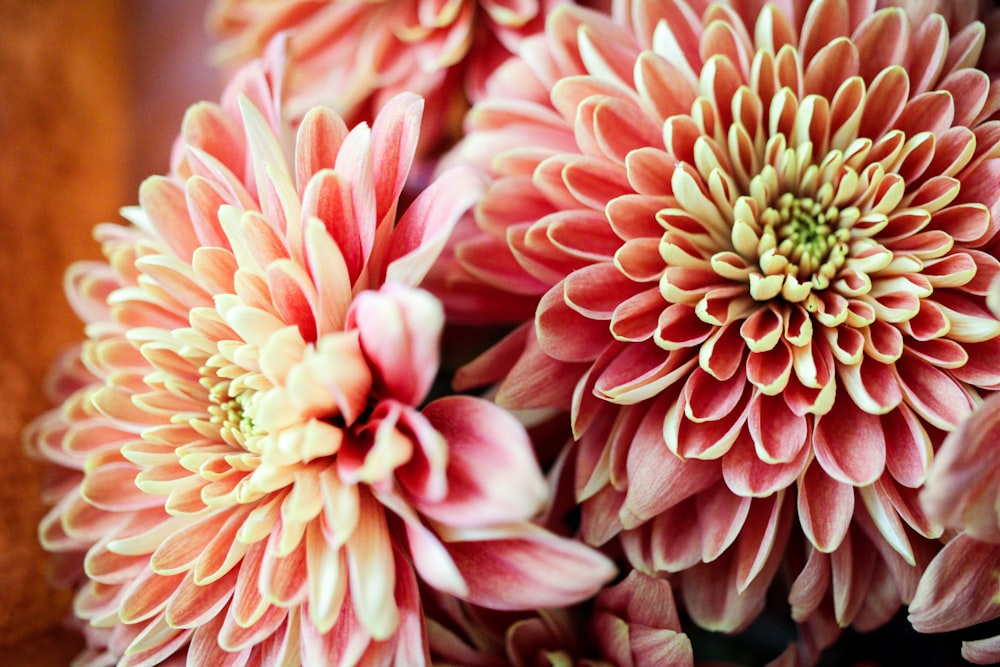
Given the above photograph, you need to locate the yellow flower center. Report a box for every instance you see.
[200,367,263,449]
[760,192,851,289]
[210,390,258,436]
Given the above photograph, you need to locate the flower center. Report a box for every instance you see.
[211,391,257,436]
[760,192,851,288]
[201,370,262,449]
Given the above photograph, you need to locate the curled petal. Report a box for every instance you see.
[436,522,617,610]
[909,534,1000,634]
[349,284,444,406]
[414,396,548,527]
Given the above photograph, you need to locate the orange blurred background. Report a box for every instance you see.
[0,1,220,662]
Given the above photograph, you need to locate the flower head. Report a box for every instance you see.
[25,54,614,664]
[206,0,563,156]
[908,276,1000,664]
[445,0,1000,639]
[427,570,693,667]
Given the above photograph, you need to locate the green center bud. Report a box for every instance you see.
[760,192,851,290]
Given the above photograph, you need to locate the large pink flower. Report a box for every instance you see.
[24,55,614,665]
[206,0,563,156]
[444,0,1000,646]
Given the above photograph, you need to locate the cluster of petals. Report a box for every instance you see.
[443,0,1000,646]
[207,0,563,156]
[24,55,615,665]
[427,570,693,667]
[907,276,1000,665]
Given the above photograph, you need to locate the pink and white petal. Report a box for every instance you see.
[909,534,1000,633]
[836,356,902,415]
[829,527,877,627]
[921,392,1000,540]
[237,95,293,220]
[165,569,239,630]
[788,545,830,622]
[118,567,184,624]
[267,258,319,344]
[376,488,468,599]
[621,499,702,573]
[386,546,431,667]
[303,522,347,634]
[118,619,192,667]
[581,484,627,547]
[680,549,771,633]
[950,337,1000,389]
[722,430,810,498]
[345,492,399,641]
[858,483,915,565]
[257,611,301,667]
[622,397,720,527]
[697,481,751,562]
[734,492,793,593]
[299,596,372,667]
[536,284,612,363]
[182,100,245,180]
[596,570,682,630]
[683,367,746,423]
[295,106,349,194]
[813,397,887,486]
[797,460,854,553]
[748,393,808,464]
[371,92,423,224]
[188,610,250,666]
[496,331,585,411]
[436,521,616,610]
[303,217,353,335]
[963,635,1000,666]
[597,344,699,405]
[415,395,547,526]
[666,390,747,460]
[385,167,486,286]
[216,606,288,653]
[883,404,933,488]
[348,284,443,406]
[564,262,645,320]
[301,169,363,283]
[894,354,975,430]
[138,176,199,262]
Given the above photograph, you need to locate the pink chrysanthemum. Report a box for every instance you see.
[908,276,1000,665]
[24,56,615,665]
[206,0,564,156]
[427,570,693,667]
[444,0,1000,645]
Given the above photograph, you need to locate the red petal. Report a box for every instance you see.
[797,460,854,552]
[894,355,974,430]
[722,431,809,498]
[909,534,1000,633]
[814,397,887,485]
[416,396,547,527]
[749,393,807,464]
[883,404,932,488]
[442,523,616,610]
[623,397,720,526]
[536,285,611,362]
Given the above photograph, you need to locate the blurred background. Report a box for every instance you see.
[0,1,219,662]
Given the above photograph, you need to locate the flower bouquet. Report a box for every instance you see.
[18,0,1000,664]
